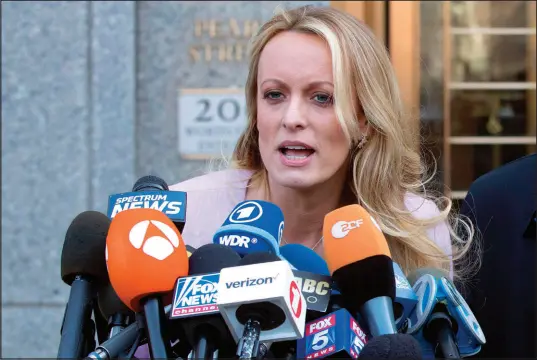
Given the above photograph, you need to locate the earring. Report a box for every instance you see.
[357,133,368,149]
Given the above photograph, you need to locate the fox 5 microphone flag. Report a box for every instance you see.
[213,200,284,256]
[296,308,368,359]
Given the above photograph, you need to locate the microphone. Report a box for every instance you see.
[97,282,135,339]
[324,266,412,332]
[170,243,242,360]
[296,308,369,359]
[186,244,196,257]
[391,262,418,331]
[271,245,333,359]
[106,208,189,359]
[107,175,187,233]
[405,268,486,358]
[358,333,423,360]
[280,244,329,275]
[323,204,397,337]
[213,200,284,256]
[58,211,111,359]
[85,315,145,360]
[217,252,307,359]
[279,244,333,313]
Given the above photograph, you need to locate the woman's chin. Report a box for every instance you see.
[272,172,321,190]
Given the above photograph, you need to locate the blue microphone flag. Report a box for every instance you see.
[213,200,284,256]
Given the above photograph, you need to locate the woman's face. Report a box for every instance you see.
[256,31,350,190]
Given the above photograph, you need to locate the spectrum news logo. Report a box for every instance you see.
[171,273,219,318]
[108,191,186,220]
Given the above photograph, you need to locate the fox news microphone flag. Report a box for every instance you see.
[106,208,189,359]
[323,204,397,337]
[170,244,242,359]
[107,175,187,233]
[213,200,284,256]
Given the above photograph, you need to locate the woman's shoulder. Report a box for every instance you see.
[169,168,253,192]
[404,192,453,266]
[168,168,253,249]
[404,192,443,220]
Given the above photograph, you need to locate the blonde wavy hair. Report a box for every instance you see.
[231,5,478,281]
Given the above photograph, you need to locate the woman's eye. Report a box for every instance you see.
[264,91,283,100]
[313,93,333,104]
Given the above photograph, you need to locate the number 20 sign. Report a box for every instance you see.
[177,88,248,159]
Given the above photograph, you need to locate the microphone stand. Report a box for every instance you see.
[237,319,262,360]
[143,296,170,359]
[428,313,461,359]
[193,330,215,360]
[92,302,108,344]
[256,343,270,360]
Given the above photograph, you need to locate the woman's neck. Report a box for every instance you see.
[246,171,348,251]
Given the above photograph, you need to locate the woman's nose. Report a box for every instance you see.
[282,97,308,130]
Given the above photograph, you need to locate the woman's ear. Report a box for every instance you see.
[357,111,371,137]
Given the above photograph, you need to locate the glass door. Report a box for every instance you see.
[419,1,536,203]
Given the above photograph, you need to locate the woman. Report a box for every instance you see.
[175,5,475,276]
[135,5,476,358]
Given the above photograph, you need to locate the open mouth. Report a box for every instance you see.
[278,145,315,160]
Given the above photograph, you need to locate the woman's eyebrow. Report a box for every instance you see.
[260,79,334,89]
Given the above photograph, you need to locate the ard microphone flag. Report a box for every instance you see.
[213,200,284,256]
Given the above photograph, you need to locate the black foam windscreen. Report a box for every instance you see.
[188,243,242,275]
[239,251,282,266]
[61,211,110,285]
[97,281,134,319]
[332,254,395,310]
[359,334,423,360]
[132,175,169,192]
[178,244,242,358]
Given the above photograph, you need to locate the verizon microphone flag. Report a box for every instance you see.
[216,260,306,342]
